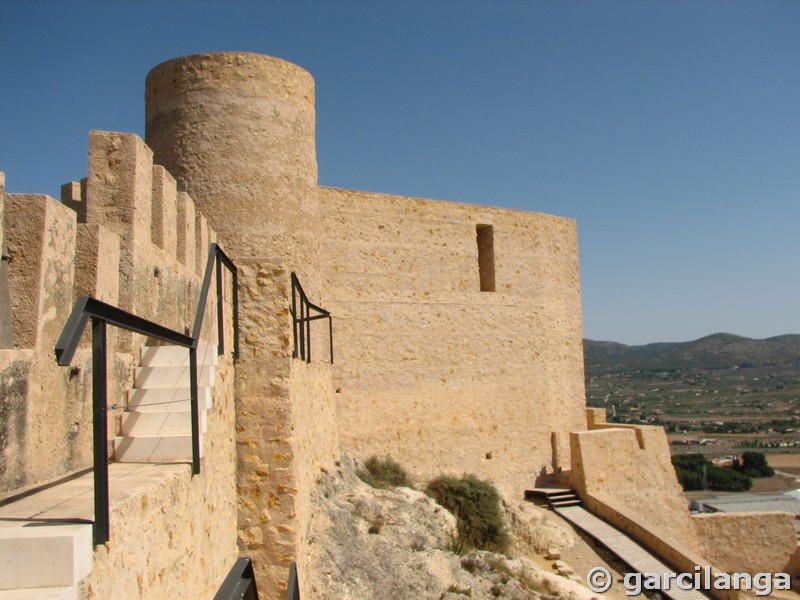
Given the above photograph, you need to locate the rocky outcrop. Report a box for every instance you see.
[304,456,594,599]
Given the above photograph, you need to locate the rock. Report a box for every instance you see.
[557,563,575,576]
[503,499,577,556]
[303,454,594,599]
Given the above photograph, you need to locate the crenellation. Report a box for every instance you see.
[86,131,155,349]
[60,179,88,223]
[176,191,195,272]
[150,165,177,257]
[74,223,121,305]
[5,194,77,350]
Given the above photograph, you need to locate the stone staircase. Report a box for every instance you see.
[115,343,217,462]
[524,487,582,510]
[0,343,217,598]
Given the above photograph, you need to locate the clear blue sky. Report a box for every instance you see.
[2,1,798,345]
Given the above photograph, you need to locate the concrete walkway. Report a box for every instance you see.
[0,463,188,523]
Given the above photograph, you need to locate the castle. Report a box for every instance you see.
[0,52,797,599]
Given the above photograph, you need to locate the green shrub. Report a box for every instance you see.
[357,455,411,489]
[672,453,752,492]
[425,474,509,552]
[733,451,775,478]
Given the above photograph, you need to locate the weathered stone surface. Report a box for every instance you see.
[5,194,76,351]
[304,455,595,600]
[693,512,799,575]
[79,356,238,599]
[503,499,577,557]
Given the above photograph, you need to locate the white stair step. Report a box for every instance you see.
[121,410,207,436]
[0,523,92,590]
[115,434,204,462]
[140,344,218,367]
[0,586,78,599]
[134,365,215,389]
[127,387,212,412]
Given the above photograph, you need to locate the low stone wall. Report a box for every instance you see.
[693,512,799,577]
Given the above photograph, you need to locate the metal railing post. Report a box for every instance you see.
[216,254,225,354]
[306,305,312,363]
[291,276,298,359]
[328,316,333,364]
[298,290,306,361]
[286,562,299,600]
[91,317,110,545]
[231,263,239,360]
[189,345,200,475]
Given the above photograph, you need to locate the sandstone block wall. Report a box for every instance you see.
[318,186,586,497]
[142,50,587,594]
[1,192,96,491]
[290,359,340,599]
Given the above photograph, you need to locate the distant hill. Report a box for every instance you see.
[583,333,800,439]
[584,333,800,377]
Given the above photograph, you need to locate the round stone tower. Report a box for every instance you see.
[145,52,319,263]
[145,53,325,595]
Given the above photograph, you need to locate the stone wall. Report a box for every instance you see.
[693,512,800,577]
[290,359,340,599]
[144,53,337,597]
[318,186,586,497]
[143,51,587,595]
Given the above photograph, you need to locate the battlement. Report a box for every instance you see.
[0,130,224,495]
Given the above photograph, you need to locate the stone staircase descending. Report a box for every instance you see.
[115,343,217,462]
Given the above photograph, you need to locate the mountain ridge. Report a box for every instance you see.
[584,333,800,376]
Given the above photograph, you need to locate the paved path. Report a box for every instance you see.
[556,505,709,600]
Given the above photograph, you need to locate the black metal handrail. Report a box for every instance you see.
[214,557,259,600]
[290,273,332,364]
[54,243,238,545]
[189,243,239,470]
[194,243,239,359]
[285,561,300,600]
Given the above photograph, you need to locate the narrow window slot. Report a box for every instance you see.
[476,224,495,292]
